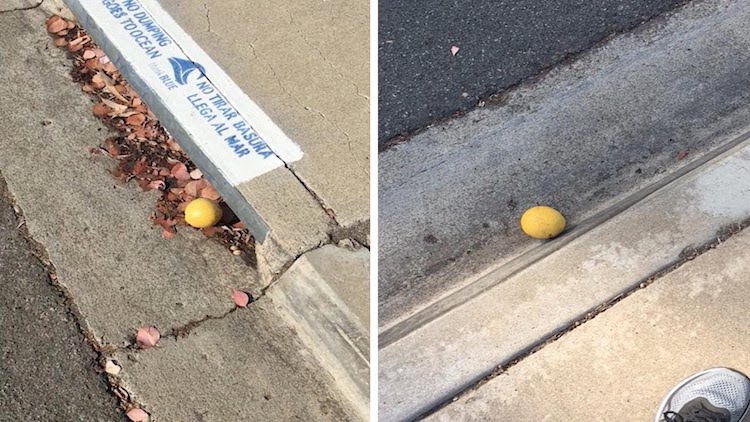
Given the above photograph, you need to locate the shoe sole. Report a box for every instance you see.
[654,367,750,422]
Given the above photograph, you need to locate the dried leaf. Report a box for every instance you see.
[47,18,67,34]
[101,72,129,103]
[126,113,146,127]
[170,162,191,181]
[91,72,105,89]
[184,180,203,197]
[67,42,83,53]
[146,180,166,191]
[92,102,110,118]
[189,169,203,179]
[100,98,128,115]
[200,185,220,200]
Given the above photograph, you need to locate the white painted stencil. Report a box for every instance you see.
[78,0,303,185]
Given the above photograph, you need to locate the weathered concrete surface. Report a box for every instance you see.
[0,4,258,345]
[428,225,750,421]
[1,8,367,422]
[379,139,750,421]
[379,0,750,328]
[268,244,370,418]
[0,177,124,421]
[306,244,370,327]
[114,298,359,421]
[157,0,370,232]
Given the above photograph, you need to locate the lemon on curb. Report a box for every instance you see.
[184,198,222,228]
[519,206,566,239]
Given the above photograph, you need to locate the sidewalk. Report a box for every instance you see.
[429,213,750,421]
[0,3,366,421]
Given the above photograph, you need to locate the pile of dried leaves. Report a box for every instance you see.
[46,16,254,264]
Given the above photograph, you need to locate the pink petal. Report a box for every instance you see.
[126,408,149,421]
[232,290,250,308]
[450,46,459,56]
[135,326,160,349]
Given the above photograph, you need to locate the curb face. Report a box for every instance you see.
[63,0,333,275]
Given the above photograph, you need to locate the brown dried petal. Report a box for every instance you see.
[47,19,67,33]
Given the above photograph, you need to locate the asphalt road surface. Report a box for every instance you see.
[0,176,124,421]
[378,0,688,145]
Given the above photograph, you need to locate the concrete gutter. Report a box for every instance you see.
[379,0,750,418]
[62,0,369,280]
[378,0,750,330]
[267,244,371,419]
[1,2,370,419]
[380,132,750,421]
[428,218,750,421]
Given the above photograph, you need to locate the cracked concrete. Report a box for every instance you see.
[0,174,125,421]
[113,298,358,421]
[0,6,363,421]
[156,0,370,232]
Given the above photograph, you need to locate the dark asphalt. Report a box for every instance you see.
[0,177,124,422]
[378,0,688,145]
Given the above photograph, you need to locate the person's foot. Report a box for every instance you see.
[655,368,750,422]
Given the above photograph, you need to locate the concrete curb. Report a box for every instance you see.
[379,134,750,421]
[267,244,370,420]
[62,0,335,278]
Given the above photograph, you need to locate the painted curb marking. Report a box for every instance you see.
[64,0,307,240]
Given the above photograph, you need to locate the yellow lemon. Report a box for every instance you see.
[519,206,566,239]
[184,198,222,228]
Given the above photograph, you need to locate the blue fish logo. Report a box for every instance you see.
[168,57,206,85]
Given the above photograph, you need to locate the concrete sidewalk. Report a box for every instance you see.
[0,4,366,421]
[429,215,750,421]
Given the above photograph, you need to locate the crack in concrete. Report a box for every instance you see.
[0,172,144,418]
[418,216,750,419]
[288,12,369,104]
[202,0,212,33]
[0,0,44,13]
[247,36,367,180]
[247,36,343,225]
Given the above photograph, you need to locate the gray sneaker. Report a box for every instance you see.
[655,368,750,422]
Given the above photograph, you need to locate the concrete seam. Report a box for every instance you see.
[416,216,750,420]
